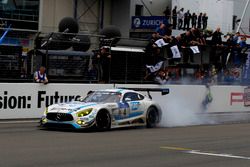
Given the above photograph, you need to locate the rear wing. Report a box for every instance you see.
[117,87,169,99]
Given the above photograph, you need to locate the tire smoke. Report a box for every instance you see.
[156,94,216,127]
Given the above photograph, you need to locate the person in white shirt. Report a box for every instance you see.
[34,66,48,84]
[177,8,184,30]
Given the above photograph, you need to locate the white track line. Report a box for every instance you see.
[186,150,250,160]
[161,146,250,160]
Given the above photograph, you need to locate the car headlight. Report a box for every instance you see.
[77,108,93,117]
[41,117,48,124]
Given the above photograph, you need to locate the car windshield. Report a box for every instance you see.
[80,91,121,103]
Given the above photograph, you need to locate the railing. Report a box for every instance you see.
[0,33,249,85]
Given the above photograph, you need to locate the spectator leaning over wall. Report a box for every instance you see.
[239,36,248,65]
[231,32,243,66]
[154,69,169,85]
[239,36,247,48]
[181,30,194,63]
[210,27,223,64]
[155,23,167,37]
[232,32,240,45]
[146,31,160,56]
[34,66,48,84]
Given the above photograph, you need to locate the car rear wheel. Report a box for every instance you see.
[146,107,159,128]
[95,110,111,131]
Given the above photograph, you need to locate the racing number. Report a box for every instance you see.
[118,102,130,117]
[123,108,127,116]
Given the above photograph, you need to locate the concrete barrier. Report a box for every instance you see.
[0,83,249,120]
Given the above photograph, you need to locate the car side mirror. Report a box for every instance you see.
[124,97,132,102]
[87,91,94,95]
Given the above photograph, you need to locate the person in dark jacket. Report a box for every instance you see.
[183,10,191,30]
[197,13,202,29]
[155,23,166,37]
[95,47,112,83]
[164,6,171,20]
[191,13,197,28]
[211,27,223,46]
[202,13,208,30]
[172,6,177,29]
[181,31,195,63]
[210,27,223,64]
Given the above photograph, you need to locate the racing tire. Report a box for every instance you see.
[146,107,159,128]
[95,110,111,131]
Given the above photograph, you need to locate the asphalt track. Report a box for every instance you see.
[0,122,250,167]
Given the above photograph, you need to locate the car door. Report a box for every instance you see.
[122,92,144,118]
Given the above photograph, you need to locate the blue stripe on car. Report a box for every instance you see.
[114,111,144,120]
[45,121,81,129]
[71,123,81,129]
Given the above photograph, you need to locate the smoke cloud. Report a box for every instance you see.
[157,95,217,127]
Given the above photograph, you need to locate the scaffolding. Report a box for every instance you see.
[73,0,103,33]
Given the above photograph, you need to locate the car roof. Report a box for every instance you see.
[95,89,136,94]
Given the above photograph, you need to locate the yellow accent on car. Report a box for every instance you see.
[42,118,48,123]
[77,108,93,117]
[44,108,48,115]
[77,120,86,125]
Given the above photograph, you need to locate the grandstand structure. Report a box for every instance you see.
[0,0,249,84]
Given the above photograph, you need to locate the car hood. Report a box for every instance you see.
[48,101,98,114]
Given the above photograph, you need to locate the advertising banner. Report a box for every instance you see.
[131,16,167,29]
[0,83,250,119]
[0,83,113,119]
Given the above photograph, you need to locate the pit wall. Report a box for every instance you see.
[0,83,249,119]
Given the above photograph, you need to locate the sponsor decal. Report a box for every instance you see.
[107,104,117,108]
[118,102,129,109]
[114,111,144,120]
[131,16,166,29]
[230,92,244,105]
[130,101,140,110]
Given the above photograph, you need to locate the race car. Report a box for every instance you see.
[40,88,169,130]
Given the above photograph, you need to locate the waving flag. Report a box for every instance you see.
[146,61,164,73]
[0,24,11,44]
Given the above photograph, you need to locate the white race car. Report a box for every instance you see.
[40,88,169,130]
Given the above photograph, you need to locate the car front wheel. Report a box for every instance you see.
[95,110,111,131]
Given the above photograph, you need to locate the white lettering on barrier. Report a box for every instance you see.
[142,20,162,26]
